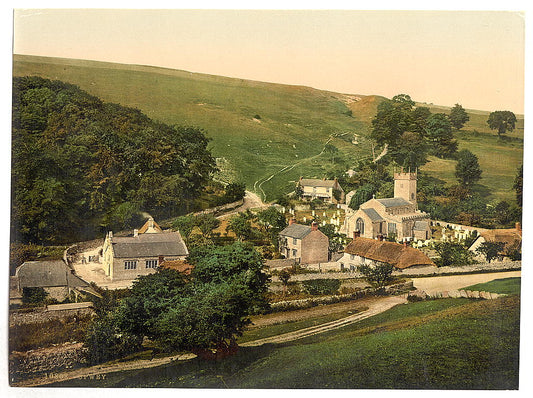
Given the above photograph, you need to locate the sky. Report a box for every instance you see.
[12,7,526,114]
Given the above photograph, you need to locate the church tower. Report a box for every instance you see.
[394,171,418,204]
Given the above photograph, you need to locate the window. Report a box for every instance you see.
[293,238,298,245]
[292,249,298,257]
[124,260,137,270]
[356,218,365,235]
[145,259,158,269]
[388,223,397,235]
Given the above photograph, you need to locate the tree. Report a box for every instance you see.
[224,182,246,203]
[425,113,457,158]
[348,183,375,210]
[278,268,291,296]
[449,103,470,130]
[389,131,428,170]
[455,150,482,186]
[476,241,506,263]
[513,165,523,207]
[194,213,220,239]
[226,212,254,241]
[487,110,517,138]
[433,242,475,267]
[371,95,415,147]
[172,215,196,242]
[358,262,395,291]
[256,207,287,246]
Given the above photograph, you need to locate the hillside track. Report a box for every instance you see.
[241,295,407,346]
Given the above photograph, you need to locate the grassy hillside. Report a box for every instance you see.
[13,55,523,203]
[51,295,520,389]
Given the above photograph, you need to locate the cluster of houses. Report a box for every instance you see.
[10,172,521,304]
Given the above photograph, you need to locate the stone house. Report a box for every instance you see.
[297,177,345,204]
[468,223,522,261]
[14,260,91,302]
[278,220,329,264]
[344,171,431,241]
[338,233,436,272]
[102,217,188,281]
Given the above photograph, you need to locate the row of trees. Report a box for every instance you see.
[12,76,217,244]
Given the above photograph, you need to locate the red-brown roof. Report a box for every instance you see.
[479,227,522,251]
[344,237,435,269]
[159,260,193,275]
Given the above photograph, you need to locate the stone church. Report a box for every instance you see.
[343,172,431,241]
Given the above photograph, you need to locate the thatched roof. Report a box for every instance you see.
[479,227,522,252]
[344,237,435,269]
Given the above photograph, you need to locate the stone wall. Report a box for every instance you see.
[193,199,244,216]
[394,260,521,276]
[9,342,87,382]
[9,305,95,327]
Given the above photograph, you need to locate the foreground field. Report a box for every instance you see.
[50,292,520,389]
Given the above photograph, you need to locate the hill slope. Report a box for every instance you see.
[13,55,523,203]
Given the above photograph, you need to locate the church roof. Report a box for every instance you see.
[362,208,384,222]
[344,237,435,269]
[376,197,411,208]
[279,223,312,239]
[111,232,188,258]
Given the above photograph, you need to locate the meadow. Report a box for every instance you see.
[13,55,523,203]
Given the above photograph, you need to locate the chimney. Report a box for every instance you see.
[311,222,318,231]
[403,240,409,248]
[108,231,113,239]
[134,229,139,237]
[378,234,384,241]
[516,222,521,232]
[353,230,360,239]
[289,218,296,225]
[158,256,165,265]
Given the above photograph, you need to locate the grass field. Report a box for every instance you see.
[51,295,519,389]
[13,55,523,202]
[462,277,521,296]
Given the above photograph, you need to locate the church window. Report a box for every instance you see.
[356,218,365,235]
[388,223,397,235]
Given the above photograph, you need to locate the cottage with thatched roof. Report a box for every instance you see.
[468,223,522,261]
[338,233,435,272]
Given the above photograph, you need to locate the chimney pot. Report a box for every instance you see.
[311,222,318,231]
[378,234,384,241]
[516,222,521,231]
[158,256,164,265]
[134,229,139,237]
[353,230,360,239]
[289,218,296,225]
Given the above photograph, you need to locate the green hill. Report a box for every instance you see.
[13,55,523,203]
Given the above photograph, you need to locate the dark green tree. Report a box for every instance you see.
[513,165,523,207]
[449,103,470,130]
[226,212,254,241]
[348,183,375,210]
[358,262,395,291]
[433,242,475,267]
[476,241,506,263]
[455,150,482,186]
[426,113,458,158]
[487,110,517,138]
[194,213,221,239]
[224,182,246,203]
[172,215,196,242]
[256,207,287,245]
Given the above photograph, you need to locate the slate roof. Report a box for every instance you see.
[299,178,337,188]
[111,231,188,258]
[16,260,89,289]
[376,197,411,208]
[279,224,312,239]
[362,208,384,222]
[344,237,435,269]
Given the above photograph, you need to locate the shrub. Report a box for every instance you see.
[21,287,48,305]
[302,279,341,296]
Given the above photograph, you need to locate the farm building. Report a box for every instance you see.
[344,171,431,241]
[102,217,189,281]
[14,260,91,302]
[278,220,329,264]
[338,233,435,272]
[468,223,522,261]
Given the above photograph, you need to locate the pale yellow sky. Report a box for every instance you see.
[13,9,525,113]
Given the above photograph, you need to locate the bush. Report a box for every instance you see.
[21,287,48,305]
[302,279,341,296]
